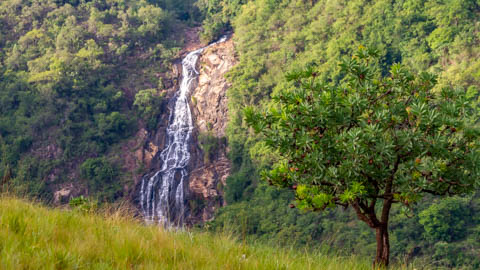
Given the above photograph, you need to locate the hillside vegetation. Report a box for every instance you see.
[0,196,376,270]
[198,0,480,268]
[1,0,480,268]
[0,0,200,202]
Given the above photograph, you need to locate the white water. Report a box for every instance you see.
[139,37,227,226]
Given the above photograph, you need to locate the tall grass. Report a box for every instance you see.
[0,195,410,269]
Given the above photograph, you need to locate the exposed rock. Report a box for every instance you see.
[187,37,236,223]
[188,154,231,222]
[54,187,72,204]
[192,38,235,137]
[133,129,159,169]
[125,90,173,198]
[129,35,235,225]
[190,155,230,198]
[32,143,62,160]
[39,32,236,225]
[182,27,204,53]
[53,183,82,204]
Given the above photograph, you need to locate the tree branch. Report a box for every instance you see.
[370,89,392,105]
[381,198,393,224]
[352,200,377,228]
[421,189,448,196]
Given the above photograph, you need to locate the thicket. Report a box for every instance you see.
[0,0,199,201]
[203,0,480,268]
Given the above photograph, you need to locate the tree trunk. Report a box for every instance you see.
[374,224,390,268]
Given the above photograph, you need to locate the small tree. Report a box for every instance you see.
[134,88,164,130]
[244,47,480,267]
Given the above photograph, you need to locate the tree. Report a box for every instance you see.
[244,47,480,267]
[134,88,164,130]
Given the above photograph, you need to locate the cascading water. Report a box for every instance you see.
[139,36,227,226]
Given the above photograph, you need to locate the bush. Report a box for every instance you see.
[419,197,472,242]
[80,158,122,202]
[69,196,97,213]
[134,89,164,130]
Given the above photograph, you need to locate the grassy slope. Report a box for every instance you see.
[0,196,377,270]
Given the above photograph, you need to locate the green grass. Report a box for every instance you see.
[0,196,407,269]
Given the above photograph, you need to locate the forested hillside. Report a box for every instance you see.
[1,0,480,268]
[199,0,480,268]
[0,0,200,201]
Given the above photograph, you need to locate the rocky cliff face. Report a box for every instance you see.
[47,29,236,220]
[192,39,234,137]
[188,38,235,223]
[128,37,235,224]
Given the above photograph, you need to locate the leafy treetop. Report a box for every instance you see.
[245,47,480,266]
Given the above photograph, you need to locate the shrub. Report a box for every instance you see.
[69,196,97,213]
[80,158,122,202]
[419,196,472,242]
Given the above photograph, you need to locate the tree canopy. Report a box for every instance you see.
[245,47,480,266]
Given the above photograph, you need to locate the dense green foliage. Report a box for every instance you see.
[419,196,472,243]
[80,157,120,202]
[0,0,199,201]
[203,0,480,268]
[196,0,247,42]
[134,88,166,130]
[2,0,480,267]
[244,48,480,265]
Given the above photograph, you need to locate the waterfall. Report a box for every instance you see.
[139,36,227,226]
